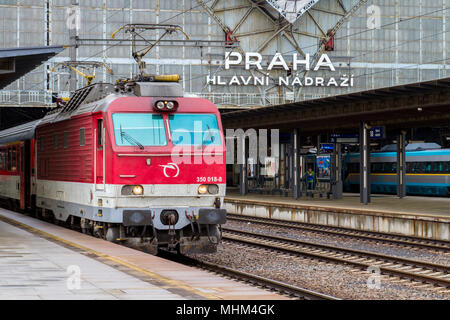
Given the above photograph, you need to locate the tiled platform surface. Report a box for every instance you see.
[0,209,286,300]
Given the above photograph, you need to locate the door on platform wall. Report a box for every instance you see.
[95,118,105,190]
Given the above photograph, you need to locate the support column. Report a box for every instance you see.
[331,143,343,199]
[360,122,371,204]
[281,144,287,189]
[397,130,406,198]
[292,129,301,199]
[286,143,292,189]
[239,135,247,196]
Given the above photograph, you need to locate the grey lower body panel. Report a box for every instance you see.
[36,196,226,230]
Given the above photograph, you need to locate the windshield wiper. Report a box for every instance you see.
[202,124,215,145]
[120,125,144,150]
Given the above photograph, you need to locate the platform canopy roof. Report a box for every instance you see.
[0,46,64,90]
[262,0,322,23]
[221,77,450,132]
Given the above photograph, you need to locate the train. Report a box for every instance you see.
[0,79,227,254]
[344,148,450,196]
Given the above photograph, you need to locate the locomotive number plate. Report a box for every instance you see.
[196,176,223,183]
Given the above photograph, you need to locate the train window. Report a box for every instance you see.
[349,163,359,173]
[423,162,432,174]
[371,163,383,173]
[63,132,69,149]
[371,162,397,174]
[18,147,21,172]
[406,162,411,173]
[54,133,59,149]
[415,162,423,173]
[169,114,221,146]
[0,149,5,170]
[432,162,440,173]
[7,149,11,171]
[11,148,16,172]
[39,137,45,152]
[441,162,450,173]
[80,128,85,146]
[391,162,397,173]
[112,114,167,147]
[97,119,103,146]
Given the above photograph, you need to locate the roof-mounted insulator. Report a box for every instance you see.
[153,74,180,82]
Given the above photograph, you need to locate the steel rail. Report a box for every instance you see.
[227,214,450,252]
[159,251,339,300]
[223,227,450,273]
[222,230,450,288]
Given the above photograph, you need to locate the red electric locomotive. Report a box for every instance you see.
[0,78,227,254]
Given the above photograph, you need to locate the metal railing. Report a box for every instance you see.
[192,92,329,108]
[0,90,53,107]
[0,89,330,108]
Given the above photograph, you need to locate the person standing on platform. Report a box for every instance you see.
[305,167,315,196]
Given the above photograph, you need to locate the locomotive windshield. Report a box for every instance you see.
[169,114,221,146]
[112,113,167,146]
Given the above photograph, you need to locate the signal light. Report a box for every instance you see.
[133,185,144,195]
[156,101,165,110]
[154,100,178,112]
[198,185,208,195]
[207,184,219,195]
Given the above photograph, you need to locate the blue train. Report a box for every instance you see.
[343,148,450,196]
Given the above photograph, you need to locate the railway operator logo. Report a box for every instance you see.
[159,163,180,178]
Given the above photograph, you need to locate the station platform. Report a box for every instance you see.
[224,192,450,241]
[0,208,285,300]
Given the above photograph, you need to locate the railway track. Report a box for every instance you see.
[158,250,339,300]
[227,214,450,252]
[221,227,450,289]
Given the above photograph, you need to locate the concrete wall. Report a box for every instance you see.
[224,198,450,241]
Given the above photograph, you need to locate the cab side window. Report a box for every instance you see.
[80,128,85,146]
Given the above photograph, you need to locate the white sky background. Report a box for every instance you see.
[268,0,321,23]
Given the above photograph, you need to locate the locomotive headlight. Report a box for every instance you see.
[156,101,165,110]
[132,185,144,195]
[166,101,175,110]
[198,185,208,195]
[207,184,219,194]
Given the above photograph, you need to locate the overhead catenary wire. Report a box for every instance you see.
[4,2,450,102]
[79,0,216,64]
[10,0,217,97]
